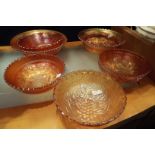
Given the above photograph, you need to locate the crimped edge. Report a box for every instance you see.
[54,70,127,127]
[21,45,63,55]
[4,54,65,94]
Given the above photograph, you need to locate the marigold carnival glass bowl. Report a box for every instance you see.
[78,28,125,54]
[99,49,151,83]
[10,29,67,55]
[54,70,127,126]
[4,55,65,94]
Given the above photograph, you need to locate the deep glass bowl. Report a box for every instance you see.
[78,28,125,54]
[99,49,151,83]
[4,55,65,94]
[54,70,127,126]
[10,30,67,55]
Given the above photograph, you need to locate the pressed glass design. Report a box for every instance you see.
[78,28,125,54]
[10,30,67,55]
[99,49,151,83]
[54,70,127,126]
[4,55,65,94]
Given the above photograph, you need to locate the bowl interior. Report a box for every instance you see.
[11,30,67,51]
[5,55,64,93]
[99,50,151,82]
[54,71,126,126]
[78,29,125,48]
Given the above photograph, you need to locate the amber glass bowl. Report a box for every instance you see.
[78,28,125,54]
[10,30,67,55]
[4,55,65,94]
[54,70,126,126]
[99,49,151,83]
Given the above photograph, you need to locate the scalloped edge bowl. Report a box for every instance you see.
[4,55,65,94]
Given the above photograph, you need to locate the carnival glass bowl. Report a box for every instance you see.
[99,49,151,83]
[4,55,65,94]
[54,70,126,126]
[78,28,125,54]
[10,29,67,55]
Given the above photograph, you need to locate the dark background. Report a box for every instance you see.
[0,26,110,46]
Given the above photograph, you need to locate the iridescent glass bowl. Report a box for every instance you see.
[99,49,151,83]
[4,55,65,94]
[10,30,67,55]
[54,70,126,127]
[78,28,125,54]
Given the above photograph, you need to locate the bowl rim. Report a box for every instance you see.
[99,49,152,83]
[78,28,126,48]
[10,29,68,52]
[4,54,65,94]
[54,70,127,126]
[137,26,155,35]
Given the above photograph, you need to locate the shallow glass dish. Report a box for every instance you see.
[78,28,125,54]
[10,30,67,55]
[54,70,126,126]
[99,49,151,83]
[4,55,65,94]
